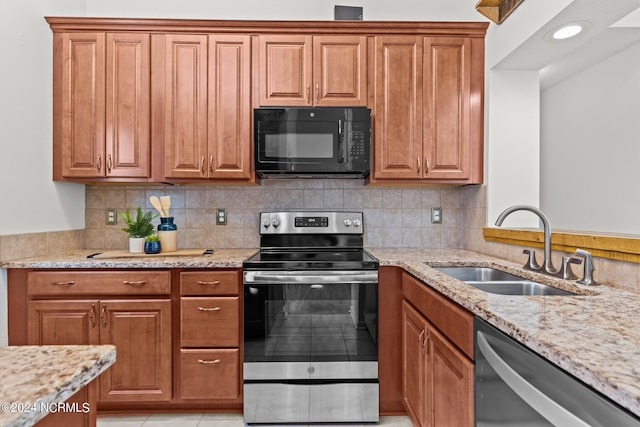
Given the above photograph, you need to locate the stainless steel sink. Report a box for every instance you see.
[432,266,577,296]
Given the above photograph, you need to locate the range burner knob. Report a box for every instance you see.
[262,218,271,228]
[353,219,361,228]
[271,218,280,228]
[344,219,352,227]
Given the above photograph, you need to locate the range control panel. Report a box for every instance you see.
[260,211,363,235]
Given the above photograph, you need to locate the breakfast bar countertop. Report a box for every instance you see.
[0,345,116,427]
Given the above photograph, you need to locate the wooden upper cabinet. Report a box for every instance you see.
[373,36,423,180]
[59,32,105,178]
[258,35,367,106]
[372,34,483,184]
[105,33,151,178]
[259,35,312,105]
[56,32,151,179]
[162,34,209,179]
[423,37,471,180]
[208,35,251,179]
[161,34,251,180]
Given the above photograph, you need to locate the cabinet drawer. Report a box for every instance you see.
[402,271,473,358]
[180,271,240,296]
[181,297,239,347]
[179,349,240,400]
[27,271,171,296]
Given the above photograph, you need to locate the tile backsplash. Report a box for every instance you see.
[84,180,485,251]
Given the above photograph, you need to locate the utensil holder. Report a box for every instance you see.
[157,217,177,252]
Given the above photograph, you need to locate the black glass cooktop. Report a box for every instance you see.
[243,249,379,270]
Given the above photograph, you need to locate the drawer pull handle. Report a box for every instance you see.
[198,359,221,364]
[123,280,147,286]
[52,281,75,286]
[197,280,221,286]
[197,306,221,312]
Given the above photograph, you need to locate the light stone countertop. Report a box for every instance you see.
[0,345,116,427]
[3,248,640,418]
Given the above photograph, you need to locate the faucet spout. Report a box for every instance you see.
[495,205,557,275]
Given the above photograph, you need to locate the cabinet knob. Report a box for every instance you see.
[200,156,206,175]
[97,154,102,173]
[107,154,112,173]
[417,157,421,175]
[209,155,214,176]
[89,304,97,327]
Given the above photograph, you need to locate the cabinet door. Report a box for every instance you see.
[99,299,172,402]
[402,301,427,427]
[60,32,105,178]
[258,35,313,106]
[27,300,100,345]
[373,36,423,179]
[208,35,251,179]
[313,36,367,106]
[423,37,471,180]
[105,33,151,178]
[163,34,209,178]
[428,322,474,427]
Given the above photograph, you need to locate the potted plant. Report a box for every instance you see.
[119,207,158,253]
[144,233,161,254]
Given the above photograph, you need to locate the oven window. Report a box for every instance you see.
[244,283,377,363]
[265,133,334,159]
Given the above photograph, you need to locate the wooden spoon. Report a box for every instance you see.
[150,196,166,217]
[160,196,171,217]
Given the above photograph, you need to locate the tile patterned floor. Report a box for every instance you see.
[97,413,413,427]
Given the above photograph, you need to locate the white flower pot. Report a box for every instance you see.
[129,237,146,253]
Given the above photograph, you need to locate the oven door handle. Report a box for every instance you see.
[477,331,591,427]
[244,270,378,284]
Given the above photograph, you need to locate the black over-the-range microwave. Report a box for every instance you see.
[253,106,371,178]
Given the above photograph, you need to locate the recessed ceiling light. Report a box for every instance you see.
[545,21,591,42]
[553,24,583,39]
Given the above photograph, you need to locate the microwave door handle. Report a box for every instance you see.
[338,120,345,163]
[476,332,591,427]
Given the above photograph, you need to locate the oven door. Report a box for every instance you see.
[243,270,378,379]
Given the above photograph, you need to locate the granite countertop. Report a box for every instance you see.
[0,345,116,427]
[0,248,257,269]
[3,248,640,418]
[368,248,640,419]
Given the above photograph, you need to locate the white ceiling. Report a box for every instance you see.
[494,0,640,90]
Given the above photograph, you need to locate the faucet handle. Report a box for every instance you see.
[573,249,600,286]
[556,255,582,280]
[522,249,541,271]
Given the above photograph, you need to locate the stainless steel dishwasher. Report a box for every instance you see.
[475,318,640,426]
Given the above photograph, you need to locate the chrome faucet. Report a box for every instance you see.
[495,205,558,275]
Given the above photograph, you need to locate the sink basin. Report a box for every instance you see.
[432,266,577,296]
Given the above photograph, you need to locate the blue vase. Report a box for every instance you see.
[144,240,161,254]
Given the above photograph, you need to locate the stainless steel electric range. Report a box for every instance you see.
[242,211,379,424]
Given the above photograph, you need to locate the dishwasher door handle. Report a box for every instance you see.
[477,331,591,427]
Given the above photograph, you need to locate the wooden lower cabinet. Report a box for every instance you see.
[177,270,242,402]
[401,273,474,427]
[179,349,240,400]
[35,381,97,427]
[28,298,172,403]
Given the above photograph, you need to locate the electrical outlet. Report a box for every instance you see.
[431,207,442,224]
[106,208,117,225]
[216,208,227,225]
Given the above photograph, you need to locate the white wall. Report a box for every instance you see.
[0,0,87,236]
[541,41,640,234]
[85,0,481,21]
